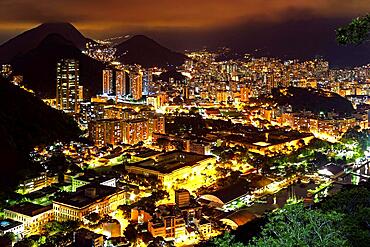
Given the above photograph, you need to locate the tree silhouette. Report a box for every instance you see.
[336,14,370,45]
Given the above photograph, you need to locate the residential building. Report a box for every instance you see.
[56,59,80,113]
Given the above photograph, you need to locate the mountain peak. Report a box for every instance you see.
[115,35,187,68]
[40,22,74,26]
[0,22,89,64]
[130,34,155,41]
[37,22,80,32]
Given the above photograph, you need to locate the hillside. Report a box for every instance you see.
[270,87,354,115]
[0,78,81,190]
[0,22,90,64]
[10,33,104,98]
[115,35,187,68]
[157,70,187,82]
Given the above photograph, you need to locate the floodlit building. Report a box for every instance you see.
[88,119,123,146]
[147,92,169,109]
[148,205,186,239]
[240,84,250,102]
[53,184,126,221]
[17,173,58,194]
[103,69,127,97]
[56,59,80,113]
[71,174,117,192]
[130,72,143,100]
[125,151,216,186]
[220,210,257,230]
[4,203,53,236]
[175,189,191,208]
[102,69,114,95]
[0,219,24,238]
[122,118,149,144]
[115,70,126,97]
[148,114,166,136]
[88,118,150,146]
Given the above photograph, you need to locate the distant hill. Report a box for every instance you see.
[0,77,81,190]
[10,33,104,98]
[157,70,187,82]
[269,87,354,115]
[0,22,90,64]
[115,35,187,68]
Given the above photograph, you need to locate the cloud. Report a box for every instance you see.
[0,0,368,36]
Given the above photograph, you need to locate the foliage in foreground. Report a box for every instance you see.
[336,14,370,45]
[247,204,347,247]
[210,204,348,247]
[210,184,370,247]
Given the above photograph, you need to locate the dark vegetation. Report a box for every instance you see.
[336,14,370,45]
[0,77,81,190]
[157,70,187,82]
[208,181,370,247]
[269,87,354,115]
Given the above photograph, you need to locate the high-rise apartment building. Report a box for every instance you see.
[115,70,126,97]
[240,84,250,102]
[102,69,114,95]
[142,69,152,96]
[56,59,80,113]
[103,69,128,97]
[130,72,143,100]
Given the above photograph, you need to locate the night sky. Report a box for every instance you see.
[0,0,369,66]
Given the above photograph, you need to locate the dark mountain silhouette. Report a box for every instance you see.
[142,16,369,68]
[269,87,354,115]
[115,35,187,68]
[10,33,104,98]
[0,77,81,191]
[157,70,187,82]
[0,22,90,64]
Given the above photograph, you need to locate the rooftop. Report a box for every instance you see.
[208,174,273,204]
[133,149,161,159]
[222,209,257,227]
[54,184,124,209]
[224,130,313,147]
[5,202,52,217]
[75,228,104,240]
[74,173,116,184]
[0,219,23,231]
[127,151,213,174]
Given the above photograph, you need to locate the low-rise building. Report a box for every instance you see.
[71,174,117,192]
[125,151,216,186]
[4,203,53,236]
[0,219,24,238]
[131,208,152,224]
[175,189,191,208]
[53,184,126,221]
[17,173,58,194]
[148,205,186,239]
[74,228,105,247]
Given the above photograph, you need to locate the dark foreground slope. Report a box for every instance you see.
[0,78,81,190]
[270,87,354,115]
